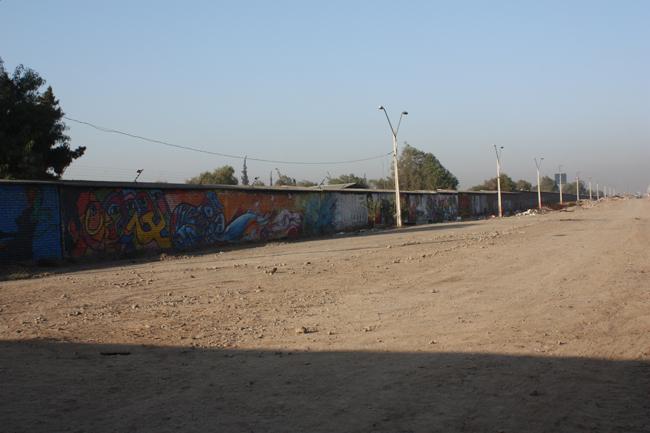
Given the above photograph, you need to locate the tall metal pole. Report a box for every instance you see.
[391,132,402,227]
[596,183,599,200]
[535,157,543,209]
[494,145,503,217]
[558,165,563,205]
[588,178,592,200]
[576,172,580,201]
[378,106,408,228]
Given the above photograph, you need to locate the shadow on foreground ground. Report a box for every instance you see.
[1,340,648,433]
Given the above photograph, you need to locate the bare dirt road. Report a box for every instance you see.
[1,198,649,433]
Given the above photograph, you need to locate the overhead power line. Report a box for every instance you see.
[64,116,391,166]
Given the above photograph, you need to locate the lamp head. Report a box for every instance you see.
[378,106,385,111]
[401,111,408,116]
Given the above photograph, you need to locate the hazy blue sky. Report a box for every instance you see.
[2,1,648,192]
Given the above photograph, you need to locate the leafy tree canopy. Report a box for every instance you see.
[536,175,558,192]
[562,180,587,195]
[296,179,317,187]
[274,174,296,186]
[470,173,517,192]
[240,157,249,185]
[0,59,85,179]
[515,179,532,191]
[186,165,238,185]
[328,173,368,188]
[398,144,458,190]
[368,177,394,190]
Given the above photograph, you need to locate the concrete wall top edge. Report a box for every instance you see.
[0,179,457,195]
[0,180,575,198]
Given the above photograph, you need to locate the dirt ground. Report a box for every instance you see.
[1,198,649,433]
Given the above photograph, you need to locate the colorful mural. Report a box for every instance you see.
[0,185,62,263]
[405,193,458,224]
[458,193,472,219]
[2,180,582,263]
[366,194,395,227]
[61,188,315,257]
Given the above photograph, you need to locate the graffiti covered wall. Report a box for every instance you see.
[404,193,458,224]
[366,193,395,227]
[0,180,588,263]
[61,188,329,258]
[0,184,62,263]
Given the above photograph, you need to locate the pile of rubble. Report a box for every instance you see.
[515,207,553,216]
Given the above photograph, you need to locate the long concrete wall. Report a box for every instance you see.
[0,184,62,263]
[0,180,580,264]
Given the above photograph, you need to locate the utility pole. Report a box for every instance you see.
[558,165,563,205]
[378,106,408,228]
[534,157,543,209]
[494,145,504,217]
[576,172,580,201]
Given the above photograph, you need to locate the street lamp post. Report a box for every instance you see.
[588,177,592,200]
[557,165,562,204]
[378,106,408,228]
[576,172,580,202]
[534,157,544,209]
[596,183,599,200]
[494,145,504,217]
[558,165,564,205]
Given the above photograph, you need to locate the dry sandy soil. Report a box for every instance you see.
[1,198,649,433]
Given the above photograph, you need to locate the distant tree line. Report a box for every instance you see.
[185,143,460,191]
[469,173,587,195]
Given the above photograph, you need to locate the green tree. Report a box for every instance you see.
[470,173,517,191]
[536,175,558,192]
[0,60,85,179]
[328,173,368,188]
[275,174,297,186]
[368,177,394,189]
[515,179,532,191]
[251,177,265,186]
[241,157,249,185]
[562,180,587,196]
[397,144,458,190]
[186,165,238,185]
[296,179,317,187]
[275,175,296,186]
[274,169,296,186]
